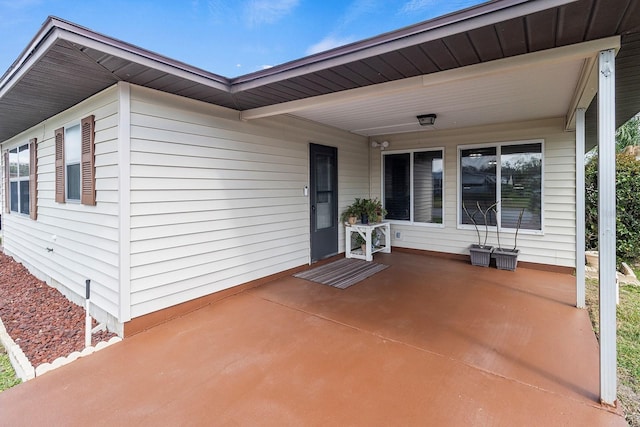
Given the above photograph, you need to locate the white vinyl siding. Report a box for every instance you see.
[128,86,367,317]
[1,86,120,322]
[370,118,576,267]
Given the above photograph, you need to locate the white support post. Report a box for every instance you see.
[576,108,586,309]
[598,48,617,407]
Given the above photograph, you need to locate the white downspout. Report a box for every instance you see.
[575,108,586,309]
[597,48,617,407]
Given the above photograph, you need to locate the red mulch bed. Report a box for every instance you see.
[0,252,117,366]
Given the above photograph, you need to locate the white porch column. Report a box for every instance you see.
[598,48,617,406]
[576,108,586,309]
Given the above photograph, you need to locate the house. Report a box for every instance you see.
[1,0,638,406]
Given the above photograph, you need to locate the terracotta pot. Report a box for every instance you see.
[585,251,598,267]
[348,216,358,225]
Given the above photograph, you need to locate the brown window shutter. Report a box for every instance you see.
[80,115,96,206]
[29,138,37,220]
[55,127,65,203]
[4,151,9,214]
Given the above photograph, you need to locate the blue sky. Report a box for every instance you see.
[0,0,485,78]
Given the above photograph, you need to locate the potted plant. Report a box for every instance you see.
[340,203,360,225]
[341,197,387,225]
[492,207,524,271]
[463,201,497,267]
[360,197,387,224]
[351,233,367,254]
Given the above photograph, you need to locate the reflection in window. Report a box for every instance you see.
[383,149,443,224]
[315,153,333,230]
[501,143,542,230]
[460,142,542,231]
[65,124,81,201]
[8,144,30,214]
[461,147,497,226]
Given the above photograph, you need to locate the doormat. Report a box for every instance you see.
[294,258,389,289]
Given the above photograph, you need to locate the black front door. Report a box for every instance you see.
[310,143,338,262]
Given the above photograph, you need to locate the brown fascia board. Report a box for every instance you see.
[0,16,232,97]
[228,0,579,91]
[1,1,580,102]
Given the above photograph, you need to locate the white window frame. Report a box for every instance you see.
[8,143,30,215]
[64,121,81,202]
[381,147,445,228]
[457,139,544,235]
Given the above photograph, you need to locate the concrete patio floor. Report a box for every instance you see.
[0,252,627,426]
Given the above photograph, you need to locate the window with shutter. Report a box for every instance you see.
[54,115,96,206]
[80,115,96,206]
[7,144,31,215]
[29,138,37,220]
[55,127,65,203]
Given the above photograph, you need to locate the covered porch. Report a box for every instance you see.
[0,251,626,425]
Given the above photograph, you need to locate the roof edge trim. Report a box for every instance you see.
[230,0,579,92]
[240,36,620,121]
[0,16,232,96]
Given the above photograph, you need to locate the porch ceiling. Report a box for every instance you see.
[0,0,639,142]
[260,49,594,136]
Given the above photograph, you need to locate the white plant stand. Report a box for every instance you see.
[345,222,391,262]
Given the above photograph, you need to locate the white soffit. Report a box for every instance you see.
[241,37,619,136]
[295,59,584,136]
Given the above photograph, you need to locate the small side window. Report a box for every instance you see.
[65,124,81,201]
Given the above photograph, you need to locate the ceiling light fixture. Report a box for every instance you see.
[371,140,390,150]
[417,113,437,126]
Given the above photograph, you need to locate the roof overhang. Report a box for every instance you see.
[240,37,620,135]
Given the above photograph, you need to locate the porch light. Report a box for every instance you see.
[371,140,390,150]
[417,113,437,126]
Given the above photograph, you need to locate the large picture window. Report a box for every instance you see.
[383,149,443,224]
[460,141,542,231]
[9,144,30,215]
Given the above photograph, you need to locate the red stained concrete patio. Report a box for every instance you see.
[0,252,626,425]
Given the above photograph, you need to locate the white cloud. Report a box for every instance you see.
[400,0,479,16]
[306,35,356,56]
[400,0,437,14]
[338,0,379,27]
[244,0,299,26]
[261,64,273,69]
[207,0,238,24]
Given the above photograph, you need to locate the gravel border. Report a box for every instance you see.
[0,252,120,380]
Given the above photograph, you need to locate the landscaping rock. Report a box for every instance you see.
[0,253,116,367]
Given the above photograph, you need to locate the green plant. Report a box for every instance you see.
[585,279,640,426]
[0,347,21,391]
[586,153,640,265]
[341,198,387,224]
[360,198,386,223]
[615,115,640,152]
[340,203,360,223]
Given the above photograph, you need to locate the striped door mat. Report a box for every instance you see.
[294,258,389,289]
